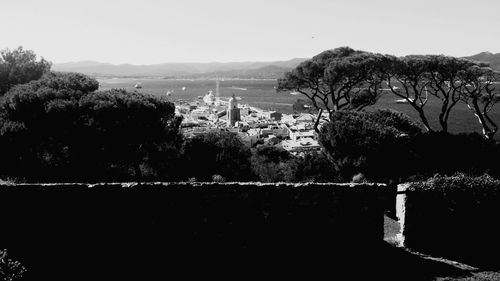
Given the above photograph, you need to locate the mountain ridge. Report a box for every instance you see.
[463,52,500,71]
[51,52,500,78]
[52,58,306,78]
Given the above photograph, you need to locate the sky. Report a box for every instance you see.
[1,0,499,64]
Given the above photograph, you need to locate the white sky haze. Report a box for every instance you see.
[1,0,499,64]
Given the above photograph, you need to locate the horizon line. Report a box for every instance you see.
[51,50,499,66]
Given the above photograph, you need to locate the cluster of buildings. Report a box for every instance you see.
[175,87,329,155]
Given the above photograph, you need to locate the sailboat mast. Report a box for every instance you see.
[216,77,220,104]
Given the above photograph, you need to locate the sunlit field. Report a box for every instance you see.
[98,78,500,137]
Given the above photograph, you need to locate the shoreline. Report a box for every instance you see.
[95,76,278,81]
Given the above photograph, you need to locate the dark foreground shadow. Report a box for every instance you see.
[362,242,474,281]
[5,241,476,281]
[0,186,478,280]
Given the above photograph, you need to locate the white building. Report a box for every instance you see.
[280,138,321,153]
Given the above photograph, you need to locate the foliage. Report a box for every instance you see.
[317,109,424,182]
[403,174,500,266]
[385,55,435,132]
[318,110,404,182]
[250,146,339,183]
[407,173,500,191]
[425,55,477,133]
[277,47,387,131]
[405,132,499,179]
[0,182,387,279]
[0,249,27,281]
[290,152,338,182]
[0,72,180,182]
[292,98,315,114]
[180,131,253,181]
[0,46,51,95]
[250,145,295,182]
[459,65,500,140]
[279,47,499,139]
[367,109,424,137]
[385,54,500,138]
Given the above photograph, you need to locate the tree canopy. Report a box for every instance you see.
[458,65,500,140]
[0,47,51,96]
[278,47,500,139]
[318,110,422,182]
[277,47,386,117]
[180,131,253,181]
[0,72,180,182]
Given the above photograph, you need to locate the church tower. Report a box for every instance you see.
[227,93,241,126]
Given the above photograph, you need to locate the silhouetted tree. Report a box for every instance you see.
[459,65,500,140]
[0,72,180,181]
[385,55,435,132]
[292,98,315,114]
[384,55,497,135]
[180,131,253,181]
[425,55,476,133]
[277,47,386,132]
[319,110,421,182]
[406,132,499,178]
[290,152,338,182]
[368,109,424,137]
[251,145,295,182]
[0,47,51,95]
[0,249,26,281]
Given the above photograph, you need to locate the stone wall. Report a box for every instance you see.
[395,176,500,269]
[0,182,388,280]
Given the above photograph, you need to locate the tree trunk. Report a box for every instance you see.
[417,109,433,133]
[471,99,492,140]
[134,162,142,180]
[313,109,323,134]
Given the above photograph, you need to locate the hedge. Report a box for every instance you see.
[399,174,500,268]
[0,182,388,280]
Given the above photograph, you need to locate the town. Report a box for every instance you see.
[175,80,325,154]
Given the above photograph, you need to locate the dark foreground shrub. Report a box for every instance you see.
[0,182,387,280]
[290,152,338,182]
[180,131,253,181]
[319,110,419,182]
[0,72,181,182]
[251,145,294,182]
[0,249,26,281]
[406,132,499,179]
[402,174,500,268]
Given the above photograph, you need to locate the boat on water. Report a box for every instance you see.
[134,82,142,89]
[231,86,248,91]
[395,98,415,104]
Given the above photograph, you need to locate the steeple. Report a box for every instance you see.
[228,93,238,109]
[227,93,240,126]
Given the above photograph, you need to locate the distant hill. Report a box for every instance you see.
[183,65,294,79]
[52,58,306,78]
[463,52,500,71]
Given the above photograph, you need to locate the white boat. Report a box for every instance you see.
[395,98,414,104]
[134,82,142,89]
[182,87,186,91]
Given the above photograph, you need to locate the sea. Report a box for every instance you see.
[97,77,500,137]
[97,78,296,113]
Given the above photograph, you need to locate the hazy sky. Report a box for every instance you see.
[2,0,499,64]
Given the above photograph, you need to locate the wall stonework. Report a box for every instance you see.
[0,182,388,280]
[395,177,500,269]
